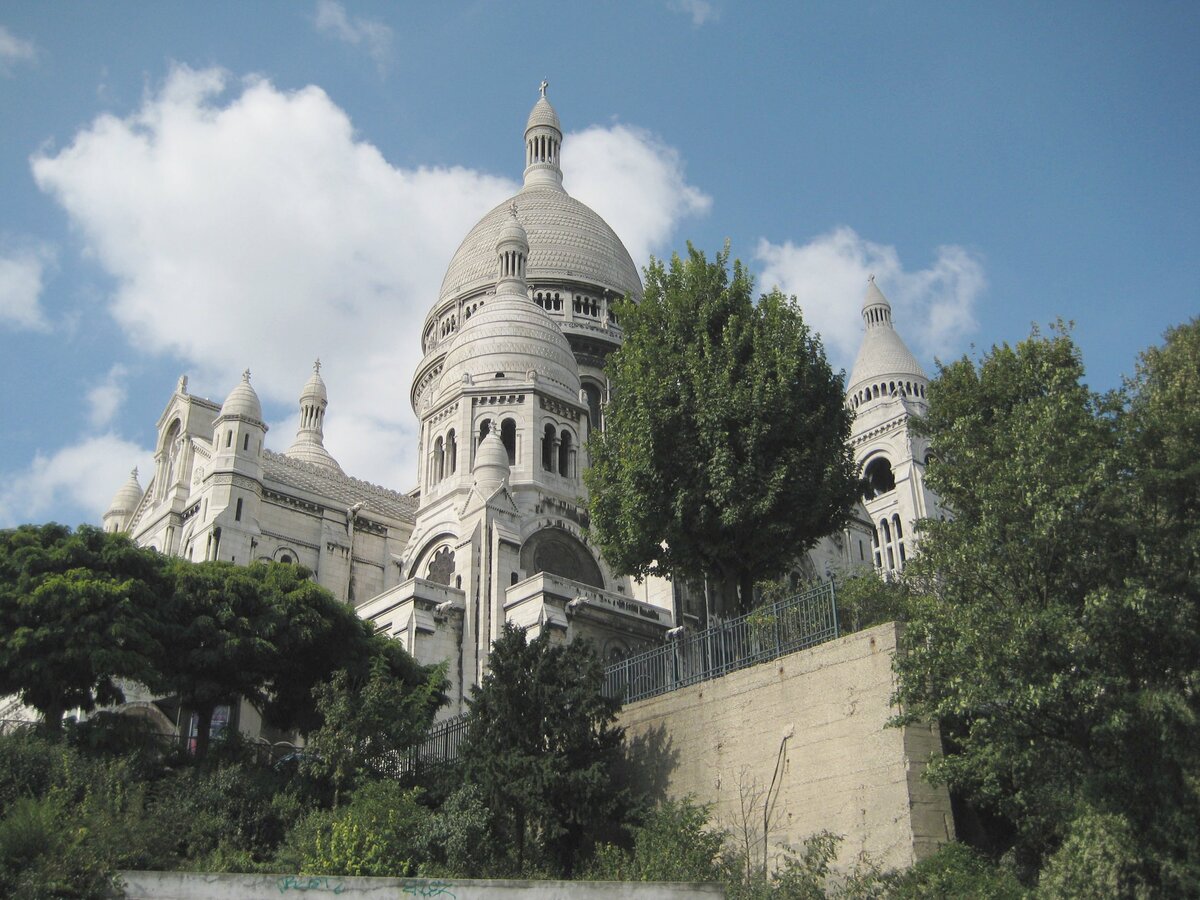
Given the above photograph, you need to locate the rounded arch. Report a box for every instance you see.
[520,527,604,588]
[406,532,460,583]
[273,546,299,565]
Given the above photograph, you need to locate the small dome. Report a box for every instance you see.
[105,468,143,518]
[525,96,561,134]
[220,369,264,421]
[473,430,510,494]
[497,210,529,250]
[299,359,328,403]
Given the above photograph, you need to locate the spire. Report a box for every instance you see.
[862,274,894,330]
[495,203,530,297]
[523,81,564,190]
[285,360,343,473]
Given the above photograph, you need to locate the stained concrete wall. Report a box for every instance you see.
[617,622,954,874]
[120,872,724,899]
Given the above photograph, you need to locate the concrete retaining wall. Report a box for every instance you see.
[617,622,954,874]
[120,872,725,899]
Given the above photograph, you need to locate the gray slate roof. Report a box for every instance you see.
[262,450,417,522]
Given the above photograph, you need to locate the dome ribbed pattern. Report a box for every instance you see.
[438,187,642,303]
[525,97,561,133]
[437,294,581,402]
[106,468,142,517]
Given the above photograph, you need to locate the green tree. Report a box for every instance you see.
[586,245,857,614]
[459,623,625,876]
[303,643,446,804]
[894,322,1200,890]
[0,523,167,734]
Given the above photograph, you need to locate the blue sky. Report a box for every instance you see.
[1,1,1196,527]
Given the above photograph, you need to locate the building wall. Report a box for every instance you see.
[616,622,954,874]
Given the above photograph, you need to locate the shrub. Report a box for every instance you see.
[293,781,427,877]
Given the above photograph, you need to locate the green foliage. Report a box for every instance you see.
[587,244,858,614]
[0,794,119,899]
[887,843,1025,899]
[460,623,626,876]
[586,796,728,883]
[896,321,1200,890]
[832,572,910,634]
[302,647,446,799]
[293,781,427,877]
[0,523,168,732]
[1036,809,1150,899]
[418,783,496,878]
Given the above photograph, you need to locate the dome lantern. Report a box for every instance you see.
[523,80,564,190]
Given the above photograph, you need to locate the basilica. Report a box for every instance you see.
[103,88,942,722]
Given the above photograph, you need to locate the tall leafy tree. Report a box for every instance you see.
[894,322,1200,890]
[0,524,167,733]
[586,245,857,614]
[459,623,625,876]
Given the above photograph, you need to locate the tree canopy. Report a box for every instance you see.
[586,245,858,614]
[0,524,167,733]
[894,320,1200,891]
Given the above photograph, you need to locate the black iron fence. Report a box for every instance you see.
[602,581,839,704]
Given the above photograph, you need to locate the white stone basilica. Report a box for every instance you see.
[102,88,943,720]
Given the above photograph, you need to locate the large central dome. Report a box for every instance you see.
[438,187,642,304]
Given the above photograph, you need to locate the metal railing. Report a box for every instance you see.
[394,712,470,774]
[603,581,839,704]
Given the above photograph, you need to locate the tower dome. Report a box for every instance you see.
[285,360,343,473]
[847,277,928,403]
[219,369,264,422]
[436,84,642,306]
[436,206,580,402]
[103,467,143,532]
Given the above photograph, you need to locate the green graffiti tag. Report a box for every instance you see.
[401,881,457,898]
[276,875,347,894]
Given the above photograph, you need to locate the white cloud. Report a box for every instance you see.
[0,434,154,527]
[755,227,984,372]
[313,0,392,69]
[564,124,711,267]
[86,364,129,429]
[0,25,36,75]
[668,0,718,26]
[32,65,709,493]
[0,243,53,330]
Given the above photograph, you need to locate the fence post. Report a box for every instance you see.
[830,577,839,639]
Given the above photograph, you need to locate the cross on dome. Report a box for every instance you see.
[242,368,251,382]
[314,358,321,374]
[539,79,548,98]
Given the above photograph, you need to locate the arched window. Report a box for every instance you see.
[501,418,517,465]
[558,429,572,477]
[446,430,457,475]
[478,419,492,445]
[893,514,905,567]
[863,457,896,500]
[434,436,445,481]
[582,382,603,432]
[542,424,556,471]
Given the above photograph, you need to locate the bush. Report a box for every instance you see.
[419,783,496,878]
[586,796,728,883]
[888,842,1025,899]
[289,781,427,877]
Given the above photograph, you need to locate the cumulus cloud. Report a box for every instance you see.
[32,65,708,493]
[668,0,718,26]
[755,227,984,372]
[313,0,392,70]
[0,25,36,75]
[0,243,53,330]
[86,364,129,429]
[564,124,711,267]
[0,434,154,527]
